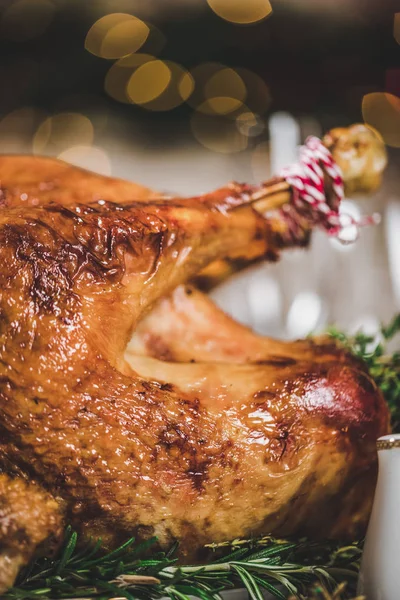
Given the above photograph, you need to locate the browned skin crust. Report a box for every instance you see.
[0,475,63,592]
[0,149,390,592]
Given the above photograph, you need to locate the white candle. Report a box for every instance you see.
[358,434,400,599]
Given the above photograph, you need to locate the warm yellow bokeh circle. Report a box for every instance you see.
[207,0,272,24]
[362,92,400,148]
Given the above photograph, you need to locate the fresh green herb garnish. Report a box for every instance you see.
[6,528,362,600]
[328,314,400,431]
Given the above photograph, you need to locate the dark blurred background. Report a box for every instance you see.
[1,1,399,117]
[0,0,399,181]
[0,0,399,337]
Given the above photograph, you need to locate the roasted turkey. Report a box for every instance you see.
[0,125,390,593]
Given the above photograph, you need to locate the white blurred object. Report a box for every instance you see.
[210,274,253,326]
[385,200,400,307]
[358,434,400,600]
[329,199,361,251]
[58,145,112,176]
[246,272,282,334]
[349,314,381,336]
[213,112,305,336]
[269,112,300,173]
[211,267,283,335]
[286,291,324,338]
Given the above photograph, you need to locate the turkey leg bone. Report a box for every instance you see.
[196,123,387,288]
[129,123,387,363]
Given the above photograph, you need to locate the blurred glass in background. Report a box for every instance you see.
[0,0,399,338]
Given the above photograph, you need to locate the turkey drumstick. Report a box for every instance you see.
[196,123,387,287]
[0,124,389,593]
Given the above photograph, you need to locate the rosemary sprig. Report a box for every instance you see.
[328,313,400,431]
[5,528,362,600]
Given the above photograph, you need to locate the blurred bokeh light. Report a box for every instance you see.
[135,61,194,111]
[203,67,246,115]
[0,107,46,153]
[85,13,149,59]
[33,112,94,155]
[207,0,272,25]
[127,60,171,105]
[58,145,111,176]
[362,92,400,148]
[104,54,193,110]
[191,110,248,153]
[187,63,270,117]
[236,111,265,137]
[104,53,153,104]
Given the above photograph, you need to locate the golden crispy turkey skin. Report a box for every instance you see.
[0,148,390,592]
[0,475,63,592]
